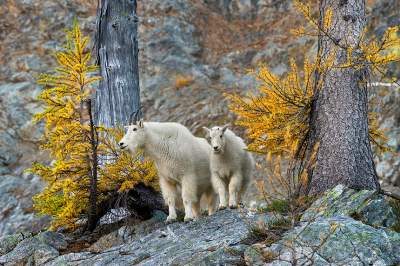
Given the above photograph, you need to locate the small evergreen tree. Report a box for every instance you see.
[29,21,158,231]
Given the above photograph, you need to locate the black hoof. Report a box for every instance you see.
[218,206,227,211]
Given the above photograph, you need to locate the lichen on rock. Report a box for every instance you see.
[301,184,397,228]
[261,216,400,266]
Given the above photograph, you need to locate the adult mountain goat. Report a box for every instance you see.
[203,125,254,209]
[119,121,216,222]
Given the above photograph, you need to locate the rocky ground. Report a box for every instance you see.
[0,0,399,263]
[0,185,398,265]
[252,185,400,265]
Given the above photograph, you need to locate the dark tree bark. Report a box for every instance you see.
[86,99,99,232]
[308,0,380,194]
[95,0,141,127]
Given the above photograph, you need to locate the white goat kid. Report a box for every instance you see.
[203,125,254,209]
[119,120,216,222]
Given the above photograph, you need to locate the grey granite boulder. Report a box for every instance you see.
[245,185,400,265]
[0,234,25,256]
[261,216,400,266]
[301,184,397,228]
[0,231,68,265]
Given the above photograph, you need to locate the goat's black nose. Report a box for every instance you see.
[119,142,124,146]
[213,146,218,150]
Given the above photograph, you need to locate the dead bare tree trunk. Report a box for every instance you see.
[308,0,380,194]
[93,0,165,226]
[94,0,141,127]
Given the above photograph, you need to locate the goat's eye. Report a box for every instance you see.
[133,128,137,132]
[220,135,223,138]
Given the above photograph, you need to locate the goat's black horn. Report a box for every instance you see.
[134,106,143,122]
[128,112,136,125]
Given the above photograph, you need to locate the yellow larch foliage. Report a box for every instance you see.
[227,58,315,159]
[30,19,99,230]
[358,26,400,75]
[29,20,157,230]
[98,127,159,194]
[292,0,400,75]
[228,1,397,198]
[230,1,397,161]
[368,112,391,154]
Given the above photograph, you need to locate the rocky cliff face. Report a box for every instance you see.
[0,0,97,236]
[0,0,399,236]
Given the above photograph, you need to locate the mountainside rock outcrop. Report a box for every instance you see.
[0,210,268,266]
[0,0,399,237]
[0,186,398,266]
[245,185,400,266]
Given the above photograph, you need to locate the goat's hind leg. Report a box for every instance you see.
[205,190,217,215]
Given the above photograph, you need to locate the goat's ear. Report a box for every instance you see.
[202,127,210,136]
[222,124,229,133]
[137,119,144,128]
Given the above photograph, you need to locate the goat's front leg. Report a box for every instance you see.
[160,177,178,223]
[228,173,243,209]
[212,173,228,210]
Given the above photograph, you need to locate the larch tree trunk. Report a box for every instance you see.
[86,99,99,232]
[94,0,141,127]
[308,0,380,194]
